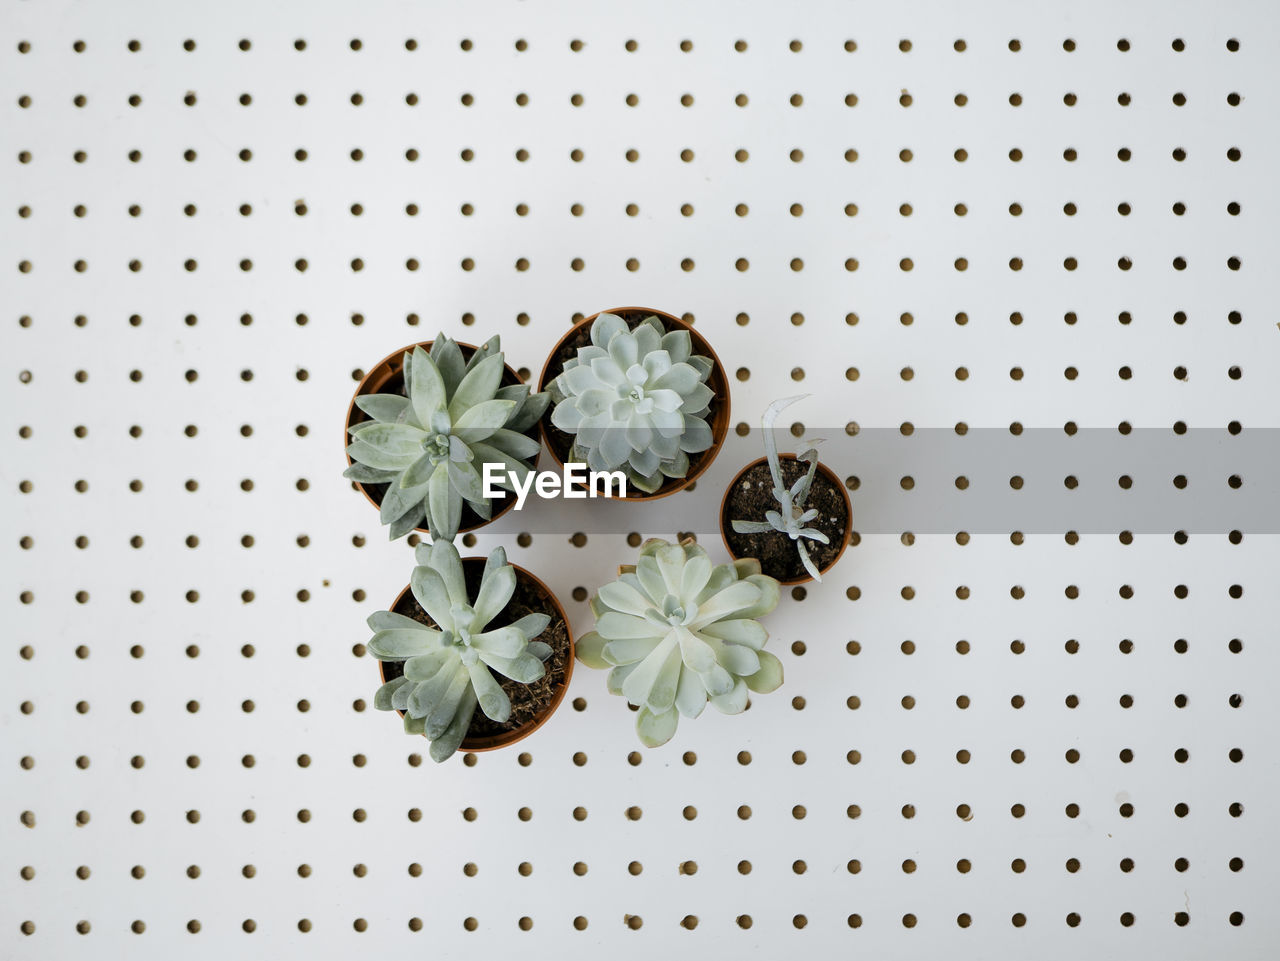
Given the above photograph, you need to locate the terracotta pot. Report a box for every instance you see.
[377,558,575,753]
[345,340,538,536]
[537,307,731,500]
[720,453,853,586]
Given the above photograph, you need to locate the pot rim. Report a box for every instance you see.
[376,557,576,753]
[536,306,731,501]
[345,339,534,535]
[719,453,853,586]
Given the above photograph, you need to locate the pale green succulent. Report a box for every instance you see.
[369,540,552,762]
[576,538,782,747]
[345,334,548,541]
[548,313,716,493]
[731,395,831,582]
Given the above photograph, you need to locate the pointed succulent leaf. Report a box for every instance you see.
[481,649,545,683]
[730,519,776,534]
[645,644,683,714]
[482,427,542,460]
[347,438,419,471]
[797,539,823,582]
[374,675,411,711]
[597,611,658,639]
[428,686,476,763]
[675,667,708,718]
[597,580,652,617]
[709,677,749,715]
[699,663,735,697]
[368,627,441,660]
[507,390,550,432]
[408,661,461,718]
[343,461,400,484]
[427,460,461,542]
[404,649,454,680]
[607,662,638,695]
[430,336,467,395]
[368,610,423,632]
[677,626,717,672]
[508,613,551,639]
[527,640,553,660]
[448,459,486,504]
[636,706,680,748]
[737,574,781,619]
[603,635,663,666]
[410,564,455,631]
[689,580,762,630]
[448,353,506,422]
[699,617,768,649]
[716,642,761,677]
[744,650,784,693]
[621,635,678,708]
[469,662,512,722]
[409,347,447,426]
[355,393,411,424]
[469,626,527,659]
[576,630,610,669]
[425,668,472,740]
[468,442,532,489]
[472,562,516,629]
[388,505,426,540]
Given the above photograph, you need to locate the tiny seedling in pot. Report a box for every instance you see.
[344,333,548,541]
[730,395,831,582]
[546,312,717,494]
[576,537,782,748]
[368,540,554,762]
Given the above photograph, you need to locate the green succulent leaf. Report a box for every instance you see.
[448,353,506,422]
[635,706,679,748]
[374,675,411,711]
[409,347,447,425]
[368,627,442,660]
[576,630,609,669]
[428,686,476,763]
[354,393,411,424]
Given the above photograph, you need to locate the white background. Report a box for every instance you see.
[3,0,1278,958]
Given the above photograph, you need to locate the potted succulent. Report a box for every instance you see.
[538,307,731,498]
[344,334,548,540]
[369,540,573,762]
[721,395,852,584]
[575,538,782,747]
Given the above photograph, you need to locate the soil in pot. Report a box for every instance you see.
[347,342,536,534]
[538,308,729,498]
[379,559,572,748]
[721,456,851,583]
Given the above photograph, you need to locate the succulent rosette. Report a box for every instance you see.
[576,538,782,747]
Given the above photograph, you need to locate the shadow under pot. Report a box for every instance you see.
[377,557,575,753]
[537,306,731,500]
[344,340,538,536]
[720,453,853,585]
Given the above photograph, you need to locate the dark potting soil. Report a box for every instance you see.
[382,559,570,743]
[721,457,850,582]
[349,355,532,533]
[540,309,723,496]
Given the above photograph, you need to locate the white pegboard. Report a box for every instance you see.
[4,0,1279,958]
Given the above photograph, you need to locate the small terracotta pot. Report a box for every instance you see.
[537,307,731,500]
[377,558,575,753]
[720,454,853,586]
[345,340,538,536]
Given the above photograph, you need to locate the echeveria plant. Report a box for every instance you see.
[345,334,548,541]
[369,540,553,762]
[576,538,782,747]
[548,313,715,493]
[731,395,831,582]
